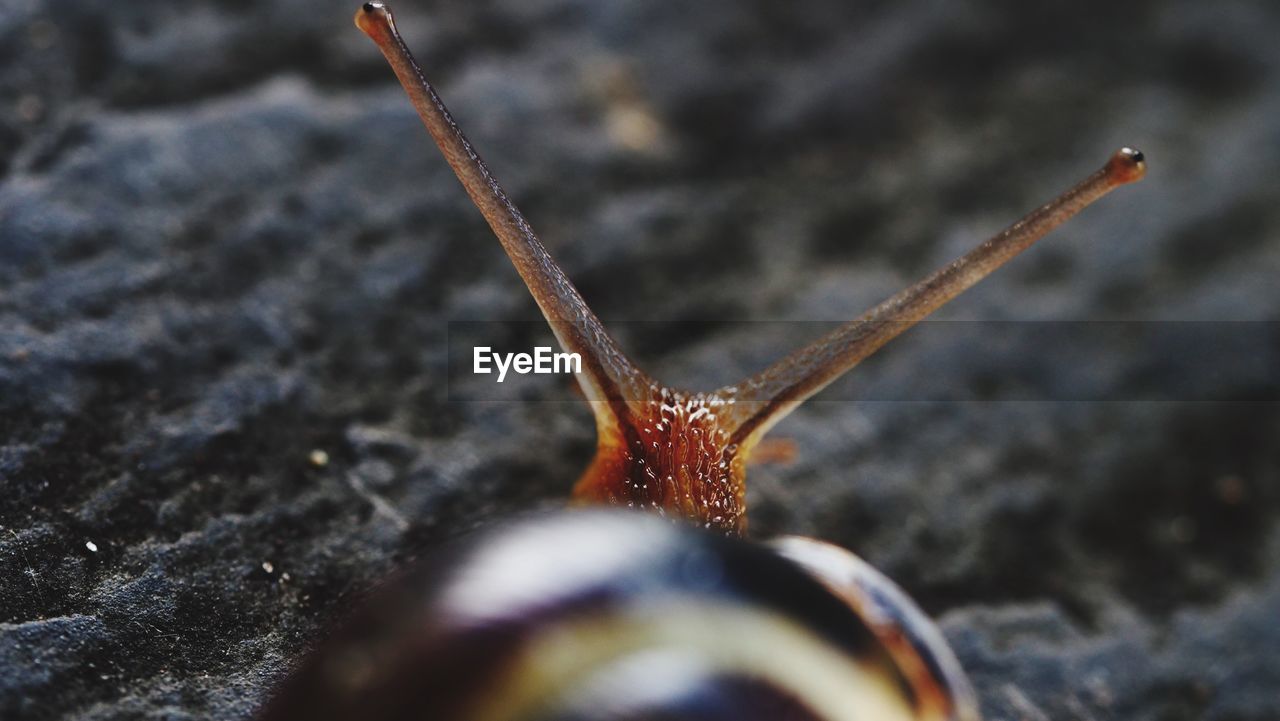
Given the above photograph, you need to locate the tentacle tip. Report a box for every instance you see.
[354,2,392,35]
[1106,147,1147,185]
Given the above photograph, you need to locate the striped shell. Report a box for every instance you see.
[259,512,977,721]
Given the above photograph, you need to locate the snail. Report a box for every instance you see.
[257,3,1147,720]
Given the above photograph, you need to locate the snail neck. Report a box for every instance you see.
[571,390,753,535]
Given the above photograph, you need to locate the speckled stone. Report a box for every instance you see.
[2,1,1278,719]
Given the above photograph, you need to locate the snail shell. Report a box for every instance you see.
[259,511,977,721]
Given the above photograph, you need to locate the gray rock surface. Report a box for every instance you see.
[2,0,1278,719]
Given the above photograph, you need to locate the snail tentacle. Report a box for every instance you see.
[355,2,656,438]
[721,149,1147,447]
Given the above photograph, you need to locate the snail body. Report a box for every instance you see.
[260,3,1146,719]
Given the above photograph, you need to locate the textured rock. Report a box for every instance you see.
[1,0,1278,719]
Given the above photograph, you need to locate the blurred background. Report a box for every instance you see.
[2,0,1278,719]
